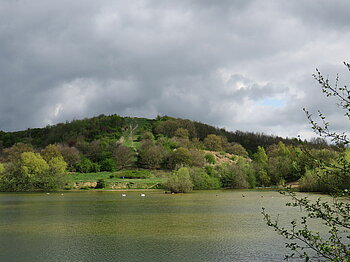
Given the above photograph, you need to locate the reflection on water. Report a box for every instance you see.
[0,190,326,262]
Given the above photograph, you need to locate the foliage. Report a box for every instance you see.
[204,134,223,151]
[95,178,106,189]
[99,158,117,172]
[40,144,62,162]
[262,190,350,261]
[42,156,67,191]
[189,167,221,190]
[189,149,206,167]
[57,145,80,171]
[114,144,133,169]
[3,143,34,162]
[225,142,249,157]
[0,152,67,191]
[76,157,99,173]
[138,140,165,169]
[300,149,350,194]
[219,159,255,189]
[266,142,304,184]
[167,147,192,169]
[298,169,330,192]
[0,163,4,174]
[163,167,193,193]
[205,153,216,164]
[253,146,270,186]
[174,128,190,139]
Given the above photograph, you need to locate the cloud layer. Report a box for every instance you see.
[1,0,350,139]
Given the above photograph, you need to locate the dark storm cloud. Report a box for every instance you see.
[0,0,350,139]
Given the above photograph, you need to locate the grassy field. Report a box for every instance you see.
[67,170,170,190]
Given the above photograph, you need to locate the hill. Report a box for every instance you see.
[0,114,300,154]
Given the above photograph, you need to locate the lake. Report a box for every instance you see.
[0,190,325,262]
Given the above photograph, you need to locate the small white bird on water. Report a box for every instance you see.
[140,193,145,197]
[121,194,126,197]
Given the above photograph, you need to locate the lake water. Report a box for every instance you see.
[0,190,326,262]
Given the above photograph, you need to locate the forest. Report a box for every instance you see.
[0,114,346,193]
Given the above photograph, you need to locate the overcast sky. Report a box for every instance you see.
[1,0,350,139]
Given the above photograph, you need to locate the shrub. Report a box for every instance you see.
[76,157,94,173]
[95,179,106,189]
[205,153,216,164]
[99,158,117,172]
[225,143,249,157]
[0,163,4,174]
[220,159,255,189]
[57,145,80,171]
[40,144,63,162]
[189,149,205,167]
[167,147,191,169]
[0,152,67,192]
[164,167,193,193]
[204,134,223,151]
[138,140,165,169]
[114,144,133,169]
[189,168,221,190]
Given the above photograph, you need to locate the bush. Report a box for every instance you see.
[99,158,117,172]
[204,134,223,151]
[163,167,193,193]
[225,143,249,157]
[167,147,191,169]
[205,153,216,164]
[138,140,165,169]
[0,152,67,192]
[189,168,221,190]
[95,179,106,189]
[220,159,255,189]
[76,157,94,173]
[114,144,133,169]
[76,157,100,173]
[189,149,205,167]
[0,163,4,174]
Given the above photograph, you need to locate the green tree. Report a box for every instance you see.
[189,167,221,190]
[0,163,5,174]
[114,144,133,169]
[220,159,255,189]
[99,158,117,172]
[42,156,67,191]
[167,147,192,169]
[189,149,206,167]
[205,153,216,164]
[204,134,223,151]
[138,140,165,169]
[41,144,62,162]
[174,128,189,139]
[57,145,80,171]
[0,152,67,192]
[3,143,34,162]
[253,146,270,186]
[225,142,249,157]
[164,167,193,193]
[76,157,94,173]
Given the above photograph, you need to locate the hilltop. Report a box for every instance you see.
[0,114,300,154]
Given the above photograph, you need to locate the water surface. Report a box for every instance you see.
[0,190,325,261]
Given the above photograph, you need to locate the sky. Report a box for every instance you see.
[1,0,350,139]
